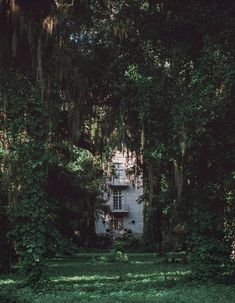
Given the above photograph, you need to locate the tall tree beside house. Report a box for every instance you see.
[0,0,124,281]
[0,70,53,283]
[104,0,235,275]
[0,0,61,281]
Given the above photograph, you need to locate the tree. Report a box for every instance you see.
[46,145,105,248]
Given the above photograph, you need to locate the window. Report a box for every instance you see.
[113,189,123,210]
[113,163,125,179]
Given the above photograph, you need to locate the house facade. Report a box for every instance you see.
[96,150,143,237]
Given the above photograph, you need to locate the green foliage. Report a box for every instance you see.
[112,237,140,252]
[0,70,51,284]
[119,1,235,269]
[0,0,235,287]
[92,251,129,264]
[189,235,233,281]
[187,207,234,281]
[115,251,129,263]
[46,144,105,248]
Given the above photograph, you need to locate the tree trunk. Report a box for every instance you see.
[143,159,163,252]
[80,198,96,248]
[0,197,11,274]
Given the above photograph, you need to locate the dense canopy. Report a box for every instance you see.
[0,0,234,284]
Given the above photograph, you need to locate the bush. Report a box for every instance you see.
[141,241,161,253]
[95,234,113,249]
[115,251,129,263]
[188,234,234,281]
[112,236,143,252]
[91,251,129,264]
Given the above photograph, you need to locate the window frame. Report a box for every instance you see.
[113,189,123,210]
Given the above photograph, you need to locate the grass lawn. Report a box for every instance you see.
[0,253,234,303]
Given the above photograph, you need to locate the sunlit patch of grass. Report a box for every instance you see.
[0,278,19,286]
[52,274,119,283]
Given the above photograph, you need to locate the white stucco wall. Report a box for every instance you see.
[96,150,143,236]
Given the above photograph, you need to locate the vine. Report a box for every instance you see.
[0,70,52,284]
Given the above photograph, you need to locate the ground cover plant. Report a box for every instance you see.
[0,253,234,303]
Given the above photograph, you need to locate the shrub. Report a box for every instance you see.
[115,251,129,263]
[95,234,113,249]
[188,234,233,281]
[142,241,161,253]
[112,236,143,252]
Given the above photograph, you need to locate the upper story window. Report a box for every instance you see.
[113,189,123,209]
[113,162,125,179]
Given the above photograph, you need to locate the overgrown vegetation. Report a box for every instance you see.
[0,0,234,287]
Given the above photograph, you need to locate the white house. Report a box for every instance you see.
[96,150,143,237]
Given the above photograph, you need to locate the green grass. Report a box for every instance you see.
[0,253,234,303]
